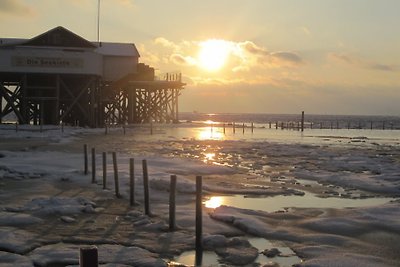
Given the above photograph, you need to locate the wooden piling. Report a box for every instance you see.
[301,111,304,132]
[112,152,120,198]
[102,152,107,189]
[269,121,272,129]
[223,123,226,134]
[91,148,96,183]
[130,158,135,206]
[251,122,254,133]
[233,122,235,134]
[242,123,245,134]
[79,246,98,267]
[169,175,177,231]
[142,159,150,215]
[83,144,88,175]
[196,175,203,252]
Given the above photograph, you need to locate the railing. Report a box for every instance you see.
[155,72,182,82]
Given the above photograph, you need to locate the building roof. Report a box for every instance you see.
[24,26,97,48]
[95,42,140,57]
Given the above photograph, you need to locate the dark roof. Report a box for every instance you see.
[21,26,96,48]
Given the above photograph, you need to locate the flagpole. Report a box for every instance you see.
[97,0,100,43]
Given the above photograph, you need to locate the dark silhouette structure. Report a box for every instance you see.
[0,26,185,127]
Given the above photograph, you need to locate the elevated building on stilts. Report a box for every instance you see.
[0,26,185,127]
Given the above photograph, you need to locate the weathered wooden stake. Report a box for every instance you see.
[91,148,96,183]
[169,175,177,231]
[112,152,120,197]
[196,175,203,252]
[269,121,272,129]
[223,123,226,134]
[370,121,373,130]
[233,122,235,134]
[142,159,150,215]
[102,152,107,189]
[130,158,135,206]
[275,121,278,129]
[84,144,88,175]
[251,122,254,133]
[242,123,245,134]
[79,246,98,267]
[301,111,305,132]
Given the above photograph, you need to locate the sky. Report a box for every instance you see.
[1,0,399,116]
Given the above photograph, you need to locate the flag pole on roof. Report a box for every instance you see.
[97,0,101,43]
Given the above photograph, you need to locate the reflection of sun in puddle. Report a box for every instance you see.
[204,196,224,208]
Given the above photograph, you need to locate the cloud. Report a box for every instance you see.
[154,37,179,50]
[239,41,269,56]
[0,0,35,16]
[238,41,303,68]
[328,52,398,72]
[170,54,196,66]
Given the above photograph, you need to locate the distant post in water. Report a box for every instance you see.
[83,144,88,175]
[112,152,120,197]
[251,122,254,133]
[301,111,304,132]
[169,175,177,231]
[142,159,150,215]
[130,158,135,206]
[223,123,226,134]
[233,122,235,134]
[91,148,96,183]
[242,123,245,134]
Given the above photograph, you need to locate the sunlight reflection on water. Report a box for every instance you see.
[204,193,394,212]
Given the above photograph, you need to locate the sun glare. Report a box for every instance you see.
[204,196,223,209]
[198,39,231,71]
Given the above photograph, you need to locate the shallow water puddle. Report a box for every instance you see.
[173,238,302,267]
[204,193,393,212]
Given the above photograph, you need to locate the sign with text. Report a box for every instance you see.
[12,56,84,68]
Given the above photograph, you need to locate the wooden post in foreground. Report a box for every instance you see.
[79,246,98,267]
[84,144,88,175]
[195,175,203,265]
[169,175,177,231]
[91,148,96,183]
[142,159,150,215]
[196,175,203,251]
[130,158,135,206]
[102,152,107,189]
[112,152,120,198]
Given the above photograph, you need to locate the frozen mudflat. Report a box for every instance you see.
[0,123,400,266]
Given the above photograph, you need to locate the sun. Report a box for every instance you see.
[198,39,231,71]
